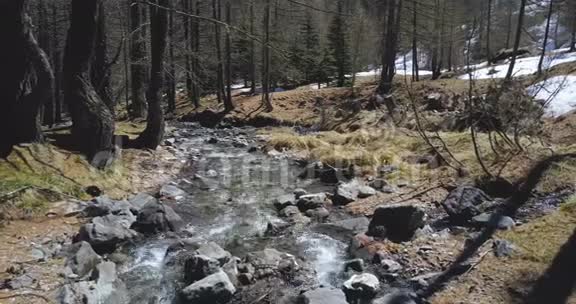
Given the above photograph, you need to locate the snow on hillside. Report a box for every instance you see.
[459,48,576,80]
[528,75,576,117]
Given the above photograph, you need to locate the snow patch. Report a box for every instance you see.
[528,75,576,117]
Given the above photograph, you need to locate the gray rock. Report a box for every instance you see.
[358,185,377,198]
[83,196,115,217]
[159,184,186,199]
[222,258,239,287]
[237,273,254,285]
[369,179,388,191]
[368,204,426,241]
[184,255,221,284]
[196,242,231,266]
[279,205,300,218]
[5,272,38,290]
[493,239,516,257]
[298,288,348,304]
[343,273,380,300]
[441,186,492,223]
[180,271,236,304]
[58,262,128,304]
[133,201,183,234]
[273,194,296,211]
[293,188,308,199]
[129,193,157,212]
[332,180,361,205]
[373,291,418,304]
[379,259,402,273]
[344,259,364,272]
[315,217,370,241]
[76,214,138,253]
[64,241,102,278]
[245,248,299,278]
[305,207,330,221]
[264,221,290,236]
[471,213,515,230]
[297,193,328,211]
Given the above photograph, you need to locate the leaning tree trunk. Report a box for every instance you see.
[130,0,148,119]
[133,0,168,150]
[505,0,527,81]
[0,0,54,157]
[63,0,115,166]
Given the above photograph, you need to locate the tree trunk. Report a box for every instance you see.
[249,0,257,94]
[262,0,273,112]
[133,0,168,150]
[505,4,513,49]
[486,0,493,64]
[64,0,113,165]
[52,1,63,123]
[130,0,148,119]
[224,0,234,112]
[213,0,224,105]
[412,0,419,81]
[538,0,554,75]
[0,0,54,157]
[183,0,193,103]
[570,1,576,52]
[166,6,176,113]
[505,0,527,81]
[91,1,114,114]
[378,0,402,95]
[37,0,55,127]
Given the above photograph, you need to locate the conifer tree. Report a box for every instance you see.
[327,1,350,87]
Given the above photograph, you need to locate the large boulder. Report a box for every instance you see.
[76,214,138,253]
[184,255,221,284]
[180,271,236,304]
[315,217,370,241]
[343,273,381,302]
[297,193,328,211]
[298,288,348,304]
[368,204,426,242]
[332,180,361,205]
[441,186,493,224]
[64,241,102,279]
[58,262,129,304]
[82,196,116,217]
[132,201,183,234]
[196,242,231,266]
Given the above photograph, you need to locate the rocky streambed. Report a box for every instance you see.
[2,123,574,304]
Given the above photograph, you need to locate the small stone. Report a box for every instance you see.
[159,185,186,199]
[238,273,254,285]
[293,188,308,199]
[344,259,364,272]
[380,259,402,273]
[305,207,330,221]
[493,239,515,257]
[343,273,380,301]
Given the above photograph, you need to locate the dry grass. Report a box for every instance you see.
[433,195,576,304]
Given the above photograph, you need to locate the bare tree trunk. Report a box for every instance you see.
[262,0,273,112]
[538,0,554,75]
[192,0,201,107]
[505,0,527,81]
[378,0,402,95]
[63,0,114,165]
[249,0,257,94]
[130,0,148,118]
[411,0,419,81]
[166,6,176,113]
[133,0,168,150]
[486,0,493,64]
[213,0,224,105]
[224,0,234,112]
[183,0,193,104]
[52,1,63,123]
[505,4,513,49]
[37,0,55,127]
[570,1,576,52]
[91,1,114,114]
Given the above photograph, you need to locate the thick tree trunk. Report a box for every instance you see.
[0,0,54,157]
[130,0,148,119]
[505,0,527,81]
[378,0,402,95]
[64,0,114,166]
[37,0,55,127]
[91,1,114,114]
[183,0,193,103]
[486,0,493,64]
[51,1,63,123]
[133,0,168,150]
[570,2,576,52]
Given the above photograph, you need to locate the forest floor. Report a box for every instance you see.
[1,69,576,303]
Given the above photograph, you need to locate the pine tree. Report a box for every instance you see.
[327,1,350,87]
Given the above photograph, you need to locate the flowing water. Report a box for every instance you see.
[119,124,348,303]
